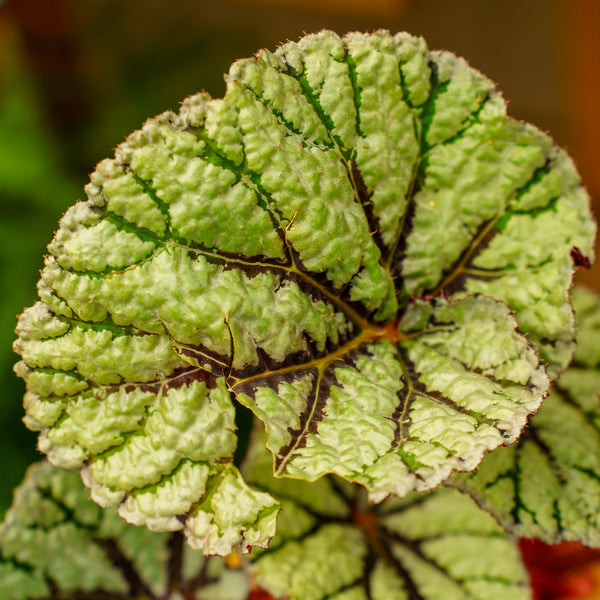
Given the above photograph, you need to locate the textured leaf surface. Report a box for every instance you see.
[14,304,278,556]
[0,461,251,599]
[239,294,547,501]
[14,30,593,539]
[242,432,532,600]
[450,286,600,545]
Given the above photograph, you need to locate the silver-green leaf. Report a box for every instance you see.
[15,304,278,556]
[13,30,593,547]
[237,294,547,502]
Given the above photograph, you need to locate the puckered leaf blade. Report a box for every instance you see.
[449,286,600,545]
[242,431,532,600]
[13,29,593,549]
[236,295,547,502]
[394,50,595,378]
[14,302,278,556]
[0,461,252,599]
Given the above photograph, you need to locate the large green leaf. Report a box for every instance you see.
[242,430,532,600]
[14,31,593,547]
[0,461,251,599]
[449,285,600,545]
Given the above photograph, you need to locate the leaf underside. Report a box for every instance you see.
[450,286,600,546]
[13,30,594,552]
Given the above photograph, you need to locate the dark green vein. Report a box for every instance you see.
[572,464,600,484]
[249,480,349,523]
[186,125,288,238]
[321,580,363,600]
[281,56,349,157]
[396,346,506,433]
[37,486,99,532]
[182,557,218,596]
[382,527,489,600]
[127,168,172,220]
[35,487,155,598]
[238,81,333,151]
[383,62,441,273]
[56,313,158,338]
[554,383,600,438]
[397,59,421,113]
[375,492,432,517]
[56,247,160,279]
[416,61,446,154]
[553,498,565,537]
[0,551,41,577]
[104,211,167,246]
[375,530,426,600]
[421,89,490,158]
[511,444,541,525]
[27,365,88,383]
[342,50,364,140]
[525,423,568,485]
[251,520,336,560]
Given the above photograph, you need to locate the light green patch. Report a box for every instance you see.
[402,98,549,297]
[87,379,236,491]
[255,524,366,600]
[119,461,212,530]
[346,31,421,246]
[88,158,168,236]
[49,206,157,272]
[185,467,279,555]
[47,386,154,455]
[276,30,357,149]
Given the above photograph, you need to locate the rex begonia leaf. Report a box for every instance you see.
[242,430,532,600]
[0,461,252,599]
[449,285,600,545]
[13,30,593,544]
[14,304,278,556]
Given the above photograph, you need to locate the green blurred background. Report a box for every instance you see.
[0,0,598,516]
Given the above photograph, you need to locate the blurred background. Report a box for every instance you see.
[0,0,598,580]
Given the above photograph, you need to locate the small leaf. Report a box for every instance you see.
[242,431,532,600]
[14,30,593,545]
[0,461,251,599]
[449,286,600,545]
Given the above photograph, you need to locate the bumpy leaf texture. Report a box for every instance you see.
[0,461,250,599]
[242,430,532,600]
[13,30,594,553]
[450,286,600,546]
